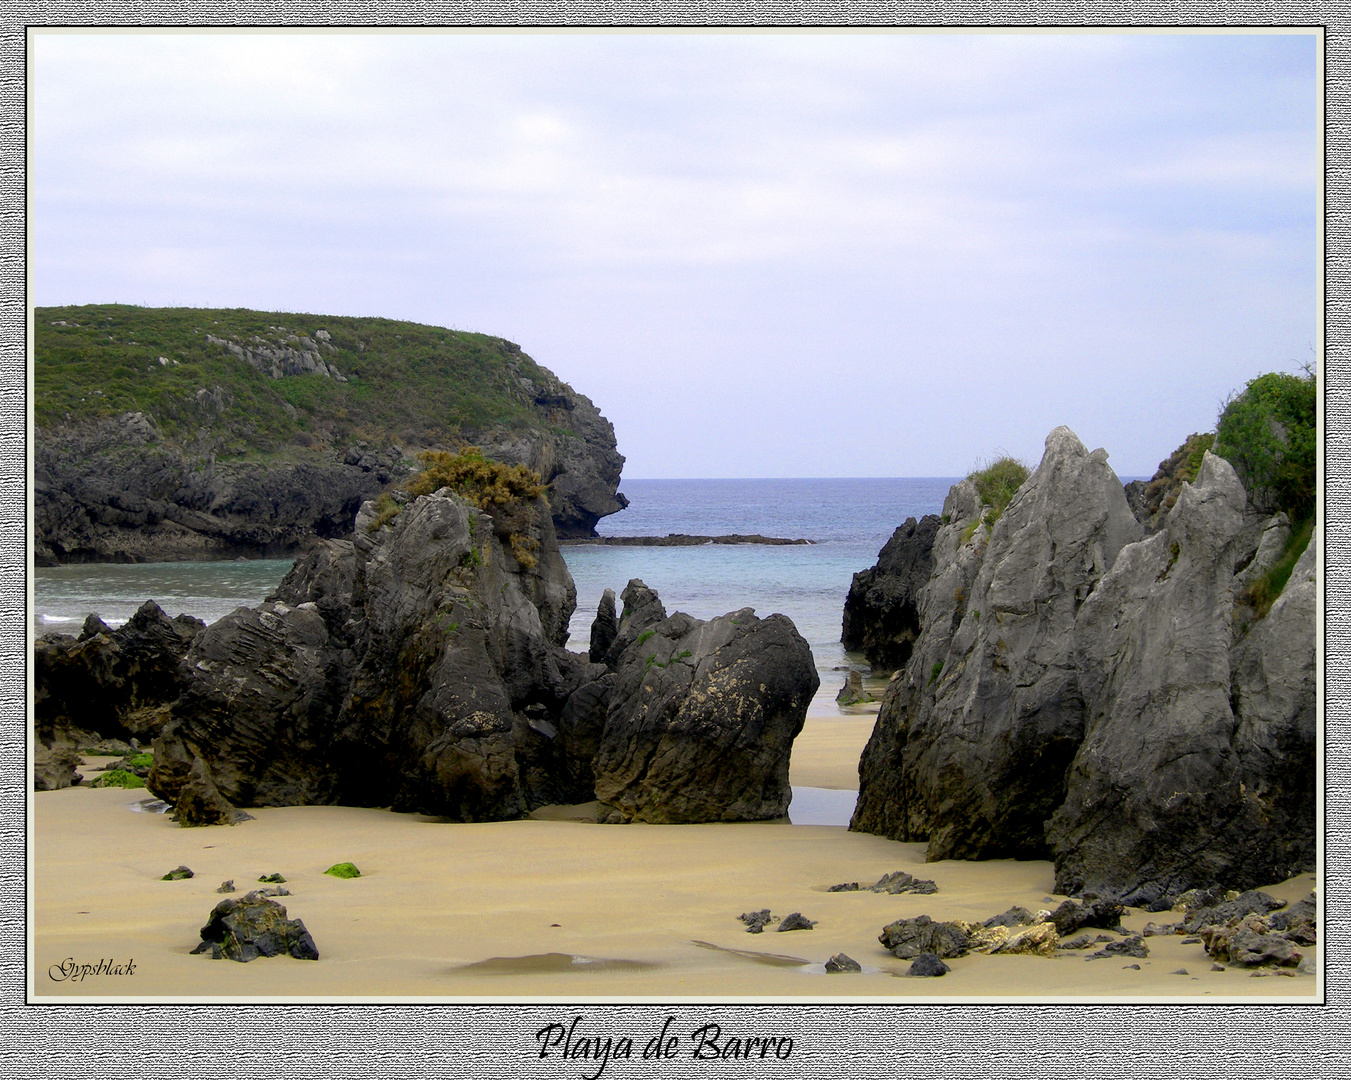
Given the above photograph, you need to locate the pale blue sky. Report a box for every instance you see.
[32,30,1319,478]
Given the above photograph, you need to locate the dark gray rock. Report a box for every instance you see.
[878,915,969,960]
[841,515,941,671]
[850,428,1313,901]
[908,952,951,977]
[1049,452,1311,897]
[828,883,861,892]
[1182,890,1287,934]
[983,906,1036,929]
[162,865,194,880]
[216,880,235,894]
[591,581,819,824]
[777,913,816,932]
[589,588,618,663]
[36,599,203,747]
[738,910,774,934]
[869,871,938,895]
[824,953,861,973]
[191,892,318,962]
[1086,935,1148,960]
[1048,899,1126,937]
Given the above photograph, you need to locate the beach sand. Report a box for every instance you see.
[31,717,1318,1000]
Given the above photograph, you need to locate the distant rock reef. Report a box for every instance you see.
[847,426,1316,904]
[36,481,817,827]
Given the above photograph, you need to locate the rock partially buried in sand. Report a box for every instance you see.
[1086,935,1148,960]
[324,862,361,879]
[868,870,938,895]
[738,909,775,934]
[825,953,861,973]
[216,880,235,894]
[879,915,969,960]
[191,891,319,962]
[777,913,816,932]
[161,865,194,880]
[989,922,1059,958]
[258,873,286,883]
[908,952,950,977]
[33,744,84,791]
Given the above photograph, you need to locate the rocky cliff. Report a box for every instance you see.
[851,427,1315,902]
[35,306,626,563]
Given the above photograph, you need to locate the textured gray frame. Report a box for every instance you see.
[6,4,1341,1073]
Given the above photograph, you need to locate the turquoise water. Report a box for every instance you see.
[32,479,956,712]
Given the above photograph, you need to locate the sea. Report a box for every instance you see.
[32,478,957,823]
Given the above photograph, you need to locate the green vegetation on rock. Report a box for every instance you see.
[91,769,145,788]
[35,304,560,459]
[324,862,361,879]
[1245,516,1314,619]
[1213,368,1316,521]
[404,447,547,568]
[127,752,154,769]
[969,457,1030,527]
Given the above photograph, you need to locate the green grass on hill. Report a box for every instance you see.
[35,304,563,460]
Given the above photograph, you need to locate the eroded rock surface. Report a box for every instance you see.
[851,426,1315,900]
[36,599,204,748]
[147,487,815,827]
[588,581,819,824]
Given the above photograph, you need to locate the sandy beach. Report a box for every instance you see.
[31,713,1318,1001]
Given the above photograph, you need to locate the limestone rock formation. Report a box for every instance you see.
[34,745,84,791]
[851,426,1315,901]
[841,515,941,670]
[145,479,815,827]
[1047,453,1311,898]
[853,427,1143,860]
[586,580,819,824]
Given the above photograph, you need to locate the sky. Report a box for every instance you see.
[31,30,1319,479]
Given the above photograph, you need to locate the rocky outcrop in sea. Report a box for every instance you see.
[142,480,816,826]
[850,426,1315,902]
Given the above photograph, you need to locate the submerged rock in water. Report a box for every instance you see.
[835,669,872,706]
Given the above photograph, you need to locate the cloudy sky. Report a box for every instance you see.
[32,30,1318,478]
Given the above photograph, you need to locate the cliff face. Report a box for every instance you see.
[851,427,1315,902]
[34,306,626,562]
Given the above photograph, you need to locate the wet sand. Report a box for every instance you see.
[31,719,1318,1000]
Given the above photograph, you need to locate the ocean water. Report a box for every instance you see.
[569,478,956,709]
[32,478,956,712]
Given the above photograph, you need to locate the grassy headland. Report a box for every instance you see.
[36,304,566,459]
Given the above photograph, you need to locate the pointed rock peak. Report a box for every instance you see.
[1043,425,1088,457]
